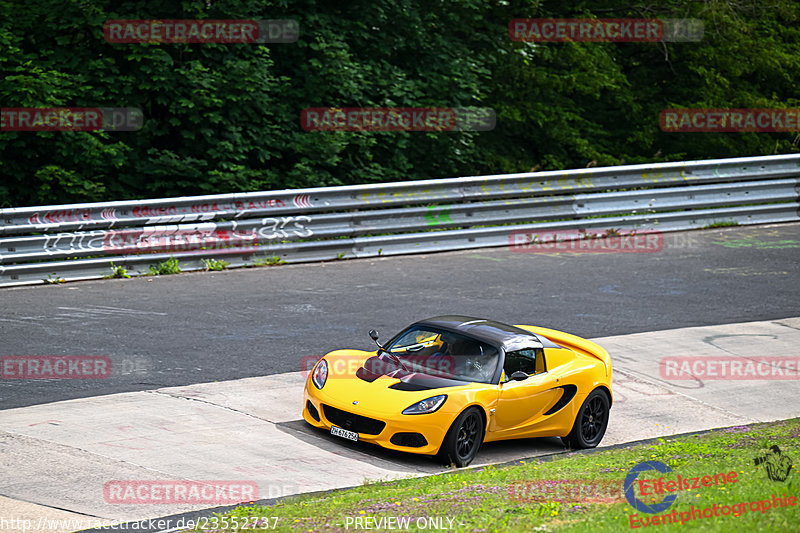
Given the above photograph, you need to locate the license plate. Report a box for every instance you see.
[330,425,359,442]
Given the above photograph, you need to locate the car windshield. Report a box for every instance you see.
[386,326,499,383]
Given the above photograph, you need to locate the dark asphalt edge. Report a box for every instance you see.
[75,417,798,533]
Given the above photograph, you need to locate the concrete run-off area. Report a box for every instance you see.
[0,318,798,532]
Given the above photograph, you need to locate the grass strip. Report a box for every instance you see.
[188,418,799,532]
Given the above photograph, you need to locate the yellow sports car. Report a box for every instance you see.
[302,316,612,467]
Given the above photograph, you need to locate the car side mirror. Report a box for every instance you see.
[510,371,529,381]
[369,329,388,353]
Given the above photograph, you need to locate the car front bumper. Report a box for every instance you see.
[303,379,454,456]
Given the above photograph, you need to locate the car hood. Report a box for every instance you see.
[318,350,478,414]
[357,353,469,389]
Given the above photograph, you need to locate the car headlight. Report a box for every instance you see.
[402,394,447,415]
[312,359,328,389]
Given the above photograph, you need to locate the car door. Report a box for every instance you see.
[489,349,565,437]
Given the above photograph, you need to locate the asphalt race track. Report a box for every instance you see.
[2,315,800,532]
[1,223,800,533]
[1,223,799,410]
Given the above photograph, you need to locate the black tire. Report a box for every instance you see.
[437,407,485,467]
[562,389,610,449]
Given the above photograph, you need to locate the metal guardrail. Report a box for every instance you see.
[1,154,798,287]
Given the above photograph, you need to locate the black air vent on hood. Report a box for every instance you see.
[356,354,469,390]
[388,373,468,391]
[356,355,402,383]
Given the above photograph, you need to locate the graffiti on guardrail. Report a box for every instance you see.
[2,155,799,287]
[129,206,179,217]
[103,229,260,253]
[424,206,453,226]
[30,217,313,255]
[130,200,289,218]
[21,199,294,228]
[293,194,313,208]
[28,209,93,225]
[258,216,313,239]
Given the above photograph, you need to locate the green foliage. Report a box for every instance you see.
[704,221,739,229]
[147,256,181,275]
[104,261,131,278]
[1,0,799,208]
[203,258,230,271]
[251,255,285,266]
[535,501,562,517]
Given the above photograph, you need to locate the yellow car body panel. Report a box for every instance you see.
[514,324,613,379]
[302,319,612,460]
[303,349,496,455]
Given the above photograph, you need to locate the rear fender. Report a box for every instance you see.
[514,325,612,378]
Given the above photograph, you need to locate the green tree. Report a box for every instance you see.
[1,0,798,207]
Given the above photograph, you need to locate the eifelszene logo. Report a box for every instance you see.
[625,460,740,516]
[624,461,678,513]
[754,445,793,482]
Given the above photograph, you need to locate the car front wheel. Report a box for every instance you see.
[563,389,610,449]
[437,407,485,467]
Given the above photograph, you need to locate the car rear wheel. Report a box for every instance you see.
[437,407,484,467]
[563,389,609,449]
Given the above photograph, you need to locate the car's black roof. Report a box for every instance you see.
[413,315,544,352]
